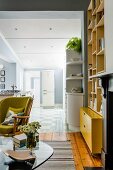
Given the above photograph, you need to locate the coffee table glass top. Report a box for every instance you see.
[0,136,53,169]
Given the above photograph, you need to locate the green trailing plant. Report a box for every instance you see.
[66,37,82,53]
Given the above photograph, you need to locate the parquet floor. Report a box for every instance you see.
[40,132,102,170]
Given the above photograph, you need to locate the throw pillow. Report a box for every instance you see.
[2,107,24,125]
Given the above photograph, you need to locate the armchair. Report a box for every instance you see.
[0,96,33,136]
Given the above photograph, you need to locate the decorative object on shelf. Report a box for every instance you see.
[66,37,82,53]
[71,87,83,93]
[19,121,41,155]
[0,70,5,76]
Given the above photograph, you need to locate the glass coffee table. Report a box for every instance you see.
[0,137,53,170]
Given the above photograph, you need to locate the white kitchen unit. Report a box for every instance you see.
[66,93,83,131]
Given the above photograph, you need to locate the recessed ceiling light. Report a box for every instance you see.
[14,27,18,31]
[24,46,26,48]
[49,28,52,30]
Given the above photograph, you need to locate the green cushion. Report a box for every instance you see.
[0,124,13,134]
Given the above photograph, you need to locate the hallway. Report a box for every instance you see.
[29,107,68,133]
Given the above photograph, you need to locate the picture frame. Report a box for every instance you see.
[0,70,5,76]
[0,84,5,89]
[0,77,5,82]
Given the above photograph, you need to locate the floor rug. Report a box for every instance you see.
[37,141,75,170]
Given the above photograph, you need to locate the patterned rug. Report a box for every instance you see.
[37,141,75,170]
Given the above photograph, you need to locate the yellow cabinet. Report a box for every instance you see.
[80,107,102,154]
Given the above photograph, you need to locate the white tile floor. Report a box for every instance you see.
[29,107,69,133]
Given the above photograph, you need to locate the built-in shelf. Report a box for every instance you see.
[97,15,104,27]
[92,50,96,55]
[88,0,105,114]
[92,26,96,32]
[66,61,83,65]
[91,92,96,95]
[93,67,96,70]
[88,39,92,45]
[88,21,92,30]
[92,8,96,16]
[88,1,92,10]
[97,0,104,13]
[66,77,84,80]
[66,92,84,95]
[97,49,104,55]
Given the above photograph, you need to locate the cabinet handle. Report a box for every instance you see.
[84,125,85,128]
[84,112,85,115]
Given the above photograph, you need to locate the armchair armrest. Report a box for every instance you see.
[13,115,30,135]
[12,115,30,119]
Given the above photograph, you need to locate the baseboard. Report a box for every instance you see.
[67,124,80,132]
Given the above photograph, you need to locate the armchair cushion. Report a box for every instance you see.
[0,124,13,134]
[2,107,24,125]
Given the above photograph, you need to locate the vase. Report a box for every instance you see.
[26,133,36,155]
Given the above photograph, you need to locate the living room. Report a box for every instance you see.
[0,0,113,170]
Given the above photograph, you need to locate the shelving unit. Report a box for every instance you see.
[65,49,84,130]
[66,50,84,94]
[87,0,105,114]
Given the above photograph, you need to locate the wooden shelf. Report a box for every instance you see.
[97,0,104,13]
[97,15,104,27]
[87,0,105,115]
[92,8,96,16]
[88,39,92,45]
[97,70,104,74]
[88,21,93,30]
[92,26,96,32]
[88,1,92,10]
[92,50,96,55]
[66,61,83,65]
[97,87,102,89]
[97,49,104,55]
[93,68,96,70]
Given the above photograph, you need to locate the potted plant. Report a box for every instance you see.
[66,37,82,53]
[19,121,41,154]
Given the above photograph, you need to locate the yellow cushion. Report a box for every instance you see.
[0,124,13,134]
[7,107,24,114]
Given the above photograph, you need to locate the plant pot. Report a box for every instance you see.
[26,133,36,155]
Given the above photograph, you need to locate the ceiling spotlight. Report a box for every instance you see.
[49,28,52,30]
[24,46,26,48]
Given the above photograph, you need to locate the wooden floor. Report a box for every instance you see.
[40,132,102,170]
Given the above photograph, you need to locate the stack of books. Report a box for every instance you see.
[13,133,27,148]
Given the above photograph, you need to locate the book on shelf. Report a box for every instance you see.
[13,133,27,144]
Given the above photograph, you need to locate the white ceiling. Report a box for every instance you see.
[0,11,82,69]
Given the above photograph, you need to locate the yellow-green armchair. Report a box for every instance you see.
[0,96,33,136]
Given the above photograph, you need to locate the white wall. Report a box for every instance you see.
[16,63,24,90]
[105,0,113,72]
[24,70,40,91]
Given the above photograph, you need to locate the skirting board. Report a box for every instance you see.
[67,124,80,132]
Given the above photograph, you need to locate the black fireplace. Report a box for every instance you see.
[84,73,113,170]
